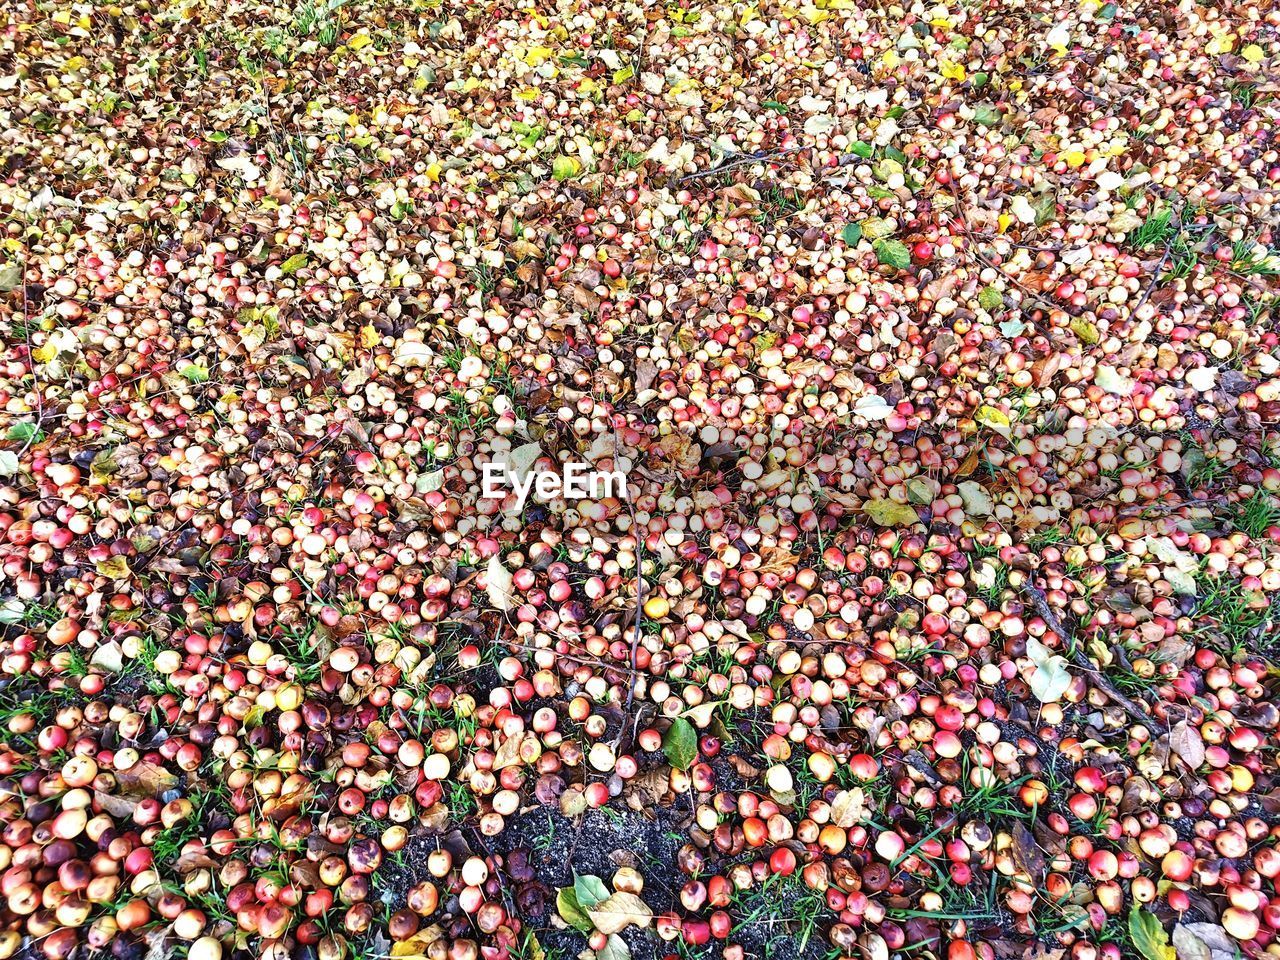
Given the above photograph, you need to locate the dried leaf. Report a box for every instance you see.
[486,555,517,612]
[1026,636,1072,703]
[1011,822,1047,880]
[863,498,919,527]
[586,891,653,935]
[115,760,178,797]
[1168,721,1205,771]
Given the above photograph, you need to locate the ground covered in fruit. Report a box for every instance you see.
[1,0,1280,959]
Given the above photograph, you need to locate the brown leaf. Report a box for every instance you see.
[955,446,982,478]
[728,755,761,779]
[494,732,528,770]
[115,760,178,797]
[94,789,139,819]
[1011,822,1046,881]
[1168,721,1205,771]
[173,851,219,873]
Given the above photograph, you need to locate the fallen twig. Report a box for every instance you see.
[1018,580,1155,728]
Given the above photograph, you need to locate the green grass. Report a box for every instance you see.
[974,559,1010,606]
[447,780,477,821]
[1230,238,1280,276]
[1183,443,1231,490]
[1235,489,1280,539]
[892,869,1003,925]
[1193,574,1272,655]
[730,873,829,958]
[1128,208,1178,250]
[1126,206,1200,280]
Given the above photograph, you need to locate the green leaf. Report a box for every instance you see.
[841,223,862,246]
[883,145,909,166]
[612,65,635,83]
[849,140,874,159]
[206,130,229,143]
[574,874,610,909]
[6,422,40,444]
[280,253,309,275]
[556,887,593,933]
[517,124,545,149]
[973,104,1002,127]
[1033,190,1057,226]
[906,476,937,504]
[863,498,920,527]
[970,71,989,89]
[0,262,21,292]
[873,238,911,271]
[978,285,1003,311]
[873,157,901,182]
[597,935,631,960]
[762,100,789,113]
[0,600,23,624]
[663,716,697,771]
[553,156,581,181]
[180,364,210,383]
[1128,907,1175,960]
[1098,2,1117,18]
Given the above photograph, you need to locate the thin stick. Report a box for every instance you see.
[1017,581,1154,728]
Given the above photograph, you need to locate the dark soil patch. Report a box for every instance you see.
[492,805,686,960]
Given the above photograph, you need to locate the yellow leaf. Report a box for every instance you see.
[515,87,539,101]
[881,50,900,69]
[96,556,131,579]
[31,343,57,363]
[1242,43,1264,62]
[51,9,71,23]
[740,4,758,23]
[360,325,379,349]
[864,498,920,527]
[975,405,1012,438]
[462,77,482,93]
[523,45,554,66]
[1206,31,1236,55]
[1063,150,1086,168]
[939,60,965,82]
[348,33,372,49]
[997,213,1012,234]
[1071,316,1100,345]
